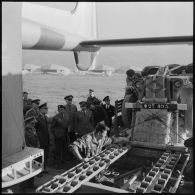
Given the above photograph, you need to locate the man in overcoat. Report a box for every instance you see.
[35,103,50,173]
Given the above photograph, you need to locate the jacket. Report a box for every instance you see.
[25,126,39,148]
[102,104,115,127]
[74,109,94,136]
[64,104,77,132]
[51,112,70,139]
[35,112,50,148]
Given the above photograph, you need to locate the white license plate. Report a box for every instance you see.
[142,104,168,109]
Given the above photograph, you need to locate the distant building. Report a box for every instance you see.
[22,64,41,74]
[41,64,71,75]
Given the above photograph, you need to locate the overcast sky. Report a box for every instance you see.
[23,2,193,69]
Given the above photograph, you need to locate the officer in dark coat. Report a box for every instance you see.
[102,96,115,128]
[64,95,77,143]
[74,101,94,138]
[35,103,50,173]
[89,100,110,128]
[86,89,101,108]
[19,116,39,191]
[51,105,70,166]
[23,92,32,115]
[25,99,40,119]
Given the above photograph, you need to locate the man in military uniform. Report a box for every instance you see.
[102,96,115,130]
[51,105,70,167]
[64,95,77,143]
[25,99,40,119]
[23,92,32,115]
[74,101,94,138]
[89,100,110,128]
[35,103,50,174]
[86,89,101,108]
[19,116,39,191]
[69,123,129,163]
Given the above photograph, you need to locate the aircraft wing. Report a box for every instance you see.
[78,36,192,49]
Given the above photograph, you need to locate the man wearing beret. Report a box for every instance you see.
[102,96,115,132]
[23,92,32,115]
[74,101,94,138]
[19,116,39,191]
[51,105,70,167]
[86,89,101,108]
[25,99,40,119]
[64,95,77,143]
[35,103,50,174]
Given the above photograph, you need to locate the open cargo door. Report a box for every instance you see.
[2,2,44,188]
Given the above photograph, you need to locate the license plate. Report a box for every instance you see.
[142,103,168,109]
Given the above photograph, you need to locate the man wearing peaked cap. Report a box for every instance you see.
[87,89,101,107]
[102,96,115,133]
[57,105,65,110]
[74,100,94,138]
[20,115,39,191]
[79,101,87,107]
[23,91,28,95]
[35,102,50,174]
[103,96,110,102]
[25,99,40,119]
[51,104,70,165]
[64,95,77,144]
[31,99,40,104]
[64,95,73,100]
[38,103,48,109]
[23,92,32,116]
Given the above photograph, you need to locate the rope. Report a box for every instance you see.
[121,106,186,142]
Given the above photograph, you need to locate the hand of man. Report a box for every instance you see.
[81,157,89,163]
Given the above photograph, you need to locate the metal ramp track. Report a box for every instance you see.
[136,151,181,193]
[36,144,129,193]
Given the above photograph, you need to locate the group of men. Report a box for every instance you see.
[22,89,117,168]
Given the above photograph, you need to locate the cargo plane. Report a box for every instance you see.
[2,2,193,190]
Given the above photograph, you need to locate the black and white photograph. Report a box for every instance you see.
[2,2,193,193]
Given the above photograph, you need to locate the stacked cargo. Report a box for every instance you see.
[133,109,172,145]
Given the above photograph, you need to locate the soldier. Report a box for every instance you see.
[86,89,101,107]
[74,101,94,138]
[25,99,40,119]
[89,100,110,128]
[102,96,115,129]
[51,105,70,167]
[19,116,39,192]
[69,123,129,163]
[23,92,32,115]
[35,103,50,174]
[64,95,77,143]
